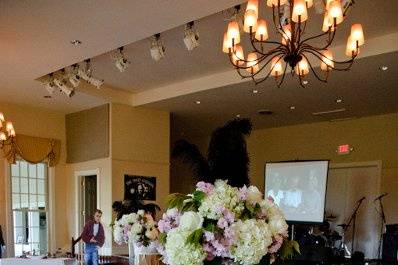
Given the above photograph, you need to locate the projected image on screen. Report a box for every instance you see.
[265,161,329,223]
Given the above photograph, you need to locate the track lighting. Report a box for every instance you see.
[68,65,81,88]
[150,33,165,61]
[78,60,104,89]
[43,74,57,95]
[53,77,75,98]
[111,47,130,72]
[183,21,199,51]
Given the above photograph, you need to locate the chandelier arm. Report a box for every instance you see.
[276,62,289,87]
[301,53,328,83]
[249,53,286,85]
[250,38,288,56]
[304,47,358,65]
[302,49,357,70]
[232,51,285,80]
[299,26,335,49]
[228,48,285,69]
[274,3,291,42]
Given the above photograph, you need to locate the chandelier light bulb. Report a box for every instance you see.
[321,50,334,71]
[270,57,284,77]
[232,45,245,66]
[305,0,314,8]
[0,112,4,122]
[0,132,6,141]
[267,0,287,7]
[227,20,241,45]
[246,52,259,74]
[350,24,364,46]
[246,0,259,15]
[244,9,258,33]
[295,58,310,76]
[325,0,334,10]
[6,122,13,132]
[255,19,269,41]
[322,11,335,32]
[328,0,344,25]
[222,33,233,53]
[292,0,308,23]
[346,36,359,57]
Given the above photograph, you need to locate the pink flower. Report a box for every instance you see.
[196,181,214,194]
[238,186,248,200]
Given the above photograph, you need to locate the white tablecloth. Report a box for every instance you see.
[0,258,77,265]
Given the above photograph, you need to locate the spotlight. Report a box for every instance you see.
[183,21,199,51]
[77,60,104,89]
[68,65,81,88]
[53,77,75,98]
[111,47,130,72]
[150,33,165,61]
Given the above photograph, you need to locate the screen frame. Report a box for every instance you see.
[264,159,330,225]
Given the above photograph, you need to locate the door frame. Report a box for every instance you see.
[74,169,101,241]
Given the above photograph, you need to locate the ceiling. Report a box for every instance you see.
[0,0,397,135]
[145,51,398,137]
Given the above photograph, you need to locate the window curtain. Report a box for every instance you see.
[2,134,61,167]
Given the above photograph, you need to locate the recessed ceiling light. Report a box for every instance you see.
[380,66,388,71]
[236,114,241,118]
[290,106,296,110]
[43,95,52,99]
[195,100,201,105]
[70,39,82,46]
[252,89,258,94]
[302,80,309,85]
[335,98,343,103]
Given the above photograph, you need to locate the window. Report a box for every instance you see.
[11,160,48,256]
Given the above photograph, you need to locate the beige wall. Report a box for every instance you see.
[110,103,170,254]
[0,102,68,253]
[172,113,398,224]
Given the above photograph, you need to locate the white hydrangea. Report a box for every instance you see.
[230,219,273,265]
[259,199,288,236]
[198,180,243,219]
[246,186,263,204]
[165,228,206,265]
[113,222,124,244]
[179,211,203,231]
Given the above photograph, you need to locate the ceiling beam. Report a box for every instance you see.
[132,32,398,106]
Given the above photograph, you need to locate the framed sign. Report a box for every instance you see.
[124,175,156,201]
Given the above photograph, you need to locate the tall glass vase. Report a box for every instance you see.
[128,241,135,265]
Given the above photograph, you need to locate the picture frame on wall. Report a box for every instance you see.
[124,175,156,201]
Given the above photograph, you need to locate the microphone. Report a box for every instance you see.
[374,193,388,201]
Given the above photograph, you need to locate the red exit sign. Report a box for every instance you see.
[337,144,352,155]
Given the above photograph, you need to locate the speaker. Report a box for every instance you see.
[383,224,398,264]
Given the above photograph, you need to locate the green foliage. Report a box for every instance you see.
[165,193,188,210]
[159,232,167,245]
[186,228,204,247]
[193,190,206,205]
[280,240,300,260]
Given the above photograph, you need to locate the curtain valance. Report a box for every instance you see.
[2,134,61,167]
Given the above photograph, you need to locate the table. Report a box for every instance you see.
[0,258,77,265]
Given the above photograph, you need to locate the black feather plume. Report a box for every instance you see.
[207,118,252,187]
[172,139,211,182]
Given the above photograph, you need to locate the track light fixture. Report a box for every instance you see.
[68,64,81,88]
[53,71,75,98]
[183,21,199,51]
[77,60,104,89]
[111,47,131,72]
[150,33,165,61]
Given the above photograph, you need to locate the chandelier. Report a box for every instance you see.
[0,112,16,149]
[222,0,364,87]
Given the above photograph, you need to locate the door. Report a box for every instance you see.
[81,175,97,225]
[326,163,380,259]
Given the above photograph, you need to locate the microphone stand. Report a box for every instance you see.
[344,197,365,256]
[376,196,387,264]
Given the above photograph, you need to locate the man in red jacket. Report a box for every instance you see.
[81,209,105,265]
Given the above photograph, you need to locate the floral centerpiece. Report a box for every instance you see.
[113,209,159,247]
[157,180,299,265]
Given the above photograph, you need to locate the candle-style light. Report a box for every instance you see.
[227,20,240,46]
[246,52,259,74]
[255,19,269,41]
[328,0,344,24]
[346,36,359,57]
[244,9,258,33]
[321,50,334,71]
[222,33,232,53]
[232,45,245,66]
[295,58,310,76]
[351,24,365,46]
[270,57,284,77]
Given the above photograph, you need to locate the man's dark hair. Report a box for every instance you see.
[94,209,103,215]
